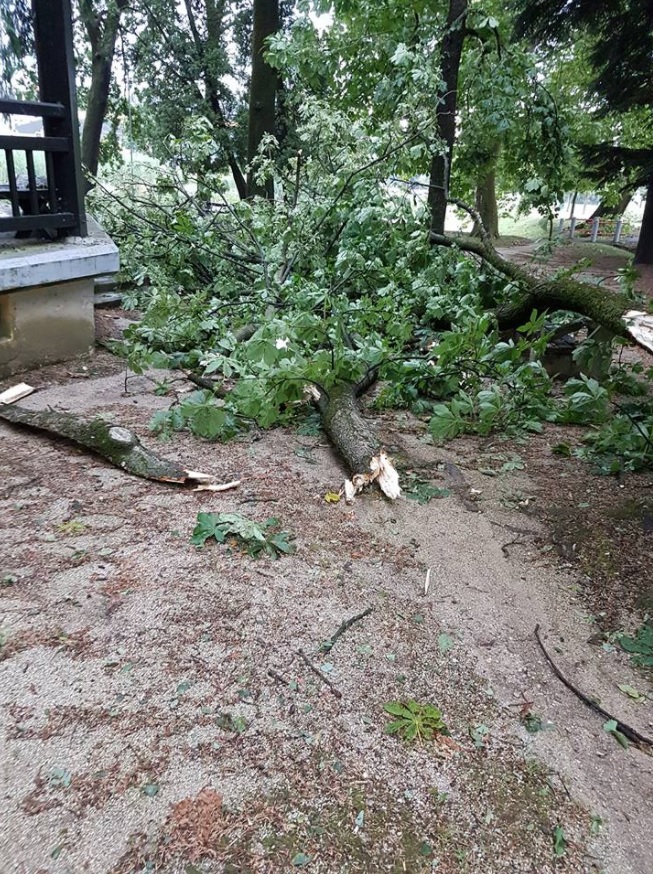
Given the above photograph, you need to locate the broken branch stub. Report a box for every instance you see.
[317,380,400,502]
[0,404,218,486]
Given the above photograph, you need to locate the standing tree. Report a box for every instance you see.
[514,0,653,263]
[428,0,467,236]
[77,0,129,179]
[246,0,280,198]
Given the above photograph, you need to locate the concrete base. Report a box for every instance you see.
[0,217,119,378]
[0,277,95,377]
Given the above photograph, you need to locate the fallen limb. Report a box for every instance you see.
[534,624,653,750]
[0,404,221,487]
[431,199,653,352]
[319,607,374,653]
[315,379,400,502]
[297,648,343,699]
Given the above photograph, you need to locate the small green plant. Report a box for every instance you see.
[618,622,653,667]
[404,473,451,504]
[57,519,87,536]
[383,700,448,743]
[191,512,295,559]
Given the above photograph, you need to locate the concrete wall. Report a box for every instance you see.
[0,218,119,378]
[0,277,95,377]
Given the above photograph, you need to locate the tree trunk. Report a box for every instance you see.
[472,142,500,238]
[318,381,381,478]
[78,0,127,181]
[430,221,653,351]
[0,405,219,485]
[315,378,400,501]
[246,0,280,199]
[635,179,653,265]
[590,189,632,220]
[428,0,468,236]
[203,0,247,199]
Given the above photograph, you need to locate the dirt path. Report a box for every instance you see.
[1,356,652,873]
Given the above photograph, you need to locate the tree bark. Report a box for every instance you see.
[246,0,280,199]
[0,405,216,485]
[635,178,653,265]
[78,0,127,181]
[429,200,653,354]
[317,380,381,478]
[589,189,632,220]
[428,0,468,236]
[314,377,400,501]
[430,229,635,335]
[472,141,500,238]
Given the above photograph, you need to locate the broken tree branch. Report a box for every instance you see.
[534,624,653,749]
[297,648,343,699]
[431,199,653,352]
[319,607,374,653]
[0,404,219,487]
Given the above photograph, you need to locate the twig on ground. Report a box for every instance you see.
[297,649,343,699]
[534,624,653,749]
[501,538,525,556]
[424,568,432,596]
[319,607,374,653]
[267,669,290,688]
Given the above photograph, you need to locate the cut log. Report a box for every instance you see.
[0,404,220,486]
[316,379,400,502]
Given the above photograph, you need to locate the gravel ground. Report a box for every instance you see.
[0,348,652,874]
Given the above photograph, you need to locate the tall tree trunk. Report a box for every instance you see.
[635,179,653,265]
[203,0,247,199]
[247,0,280,199]
[78,0,127,181]
[589,189,633,220]
[428,0,468,236]
[472,141,500,238]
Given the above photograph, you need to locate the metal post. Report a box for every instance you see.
[590,217,599,242]
[613,219,623,244]
[557,217,564,235]
[569,216,577,239]
[32,0,87,236]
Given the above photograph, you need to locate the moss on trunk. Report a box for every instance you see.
[0,405,201,484]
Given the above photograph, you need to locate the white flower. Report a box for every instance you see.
[275,337,290,350]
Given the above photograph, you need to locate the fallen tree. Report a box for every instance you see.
[94,110,653,488]
[315,374,400,501]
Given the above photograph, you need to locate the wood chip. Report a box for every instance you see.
[0,383,35,405]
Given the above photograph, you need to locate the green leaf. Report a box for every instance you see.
[552,825,567,857]
[617,684,646,703]
[384,702,413,718]
[437,633,455,653]
[603,719,629,749]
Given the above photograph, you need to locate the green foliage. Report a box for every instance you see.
[602,719,630,749]
[404,474,451,504]
[383,700,448,743]
[150,391,240,442]
[191,512,295,559]
[618,623,653,668]
[427,311,554,439]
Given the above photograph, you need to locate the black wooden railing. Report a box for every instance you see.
[0,0,86,238]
